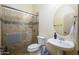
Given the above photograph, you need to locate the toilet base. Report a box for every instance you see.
[29,50,41,55]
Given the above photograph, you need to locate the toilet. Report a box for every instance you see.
[27,36,46,55]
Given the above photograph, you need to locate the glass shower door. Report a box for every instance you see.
[1,5,38,55]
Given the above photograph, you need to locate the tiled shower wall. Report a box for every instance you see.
[0,5,38,54]
[0,21,1,47]
[0,5,2,52]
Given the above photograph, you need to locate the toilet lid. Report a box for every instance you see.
[27,44,41,52]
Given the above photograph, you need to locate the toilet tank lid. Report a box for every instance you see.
[37,36,45,39]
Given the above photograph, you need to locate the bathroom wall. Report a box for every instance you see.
[5,4,33,13]
[78,5,79,51]
[38,4,62,38]
[0,21,1,47]
[5,4,38,15]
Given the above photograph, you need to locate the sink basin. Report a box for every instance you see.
[47,38,75,51]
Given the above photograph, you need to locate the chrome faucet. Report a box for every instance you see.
[59,37,64,41]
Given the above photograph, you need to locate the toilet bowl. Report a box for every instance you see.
[27,44,41,55]
[27,36,45,55]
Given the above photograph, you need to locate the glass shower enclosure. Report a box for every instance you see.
[0,4,39,55]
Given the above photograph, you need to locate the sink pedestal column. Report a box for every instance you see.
[57,49,63,55]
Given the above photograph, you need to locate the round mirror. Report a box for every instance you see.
[54,5,76,36]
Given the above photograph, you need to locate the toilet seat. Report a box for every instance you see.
[27,44,41,52]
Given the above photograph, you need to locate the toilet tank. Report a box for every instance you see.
[37,36,46,45]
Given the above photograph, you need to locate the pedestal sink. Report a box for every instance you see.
[47,38,75,51]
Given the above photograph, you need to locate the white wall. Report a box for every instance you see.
[5,4,33,13]
[38,4,62,38]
